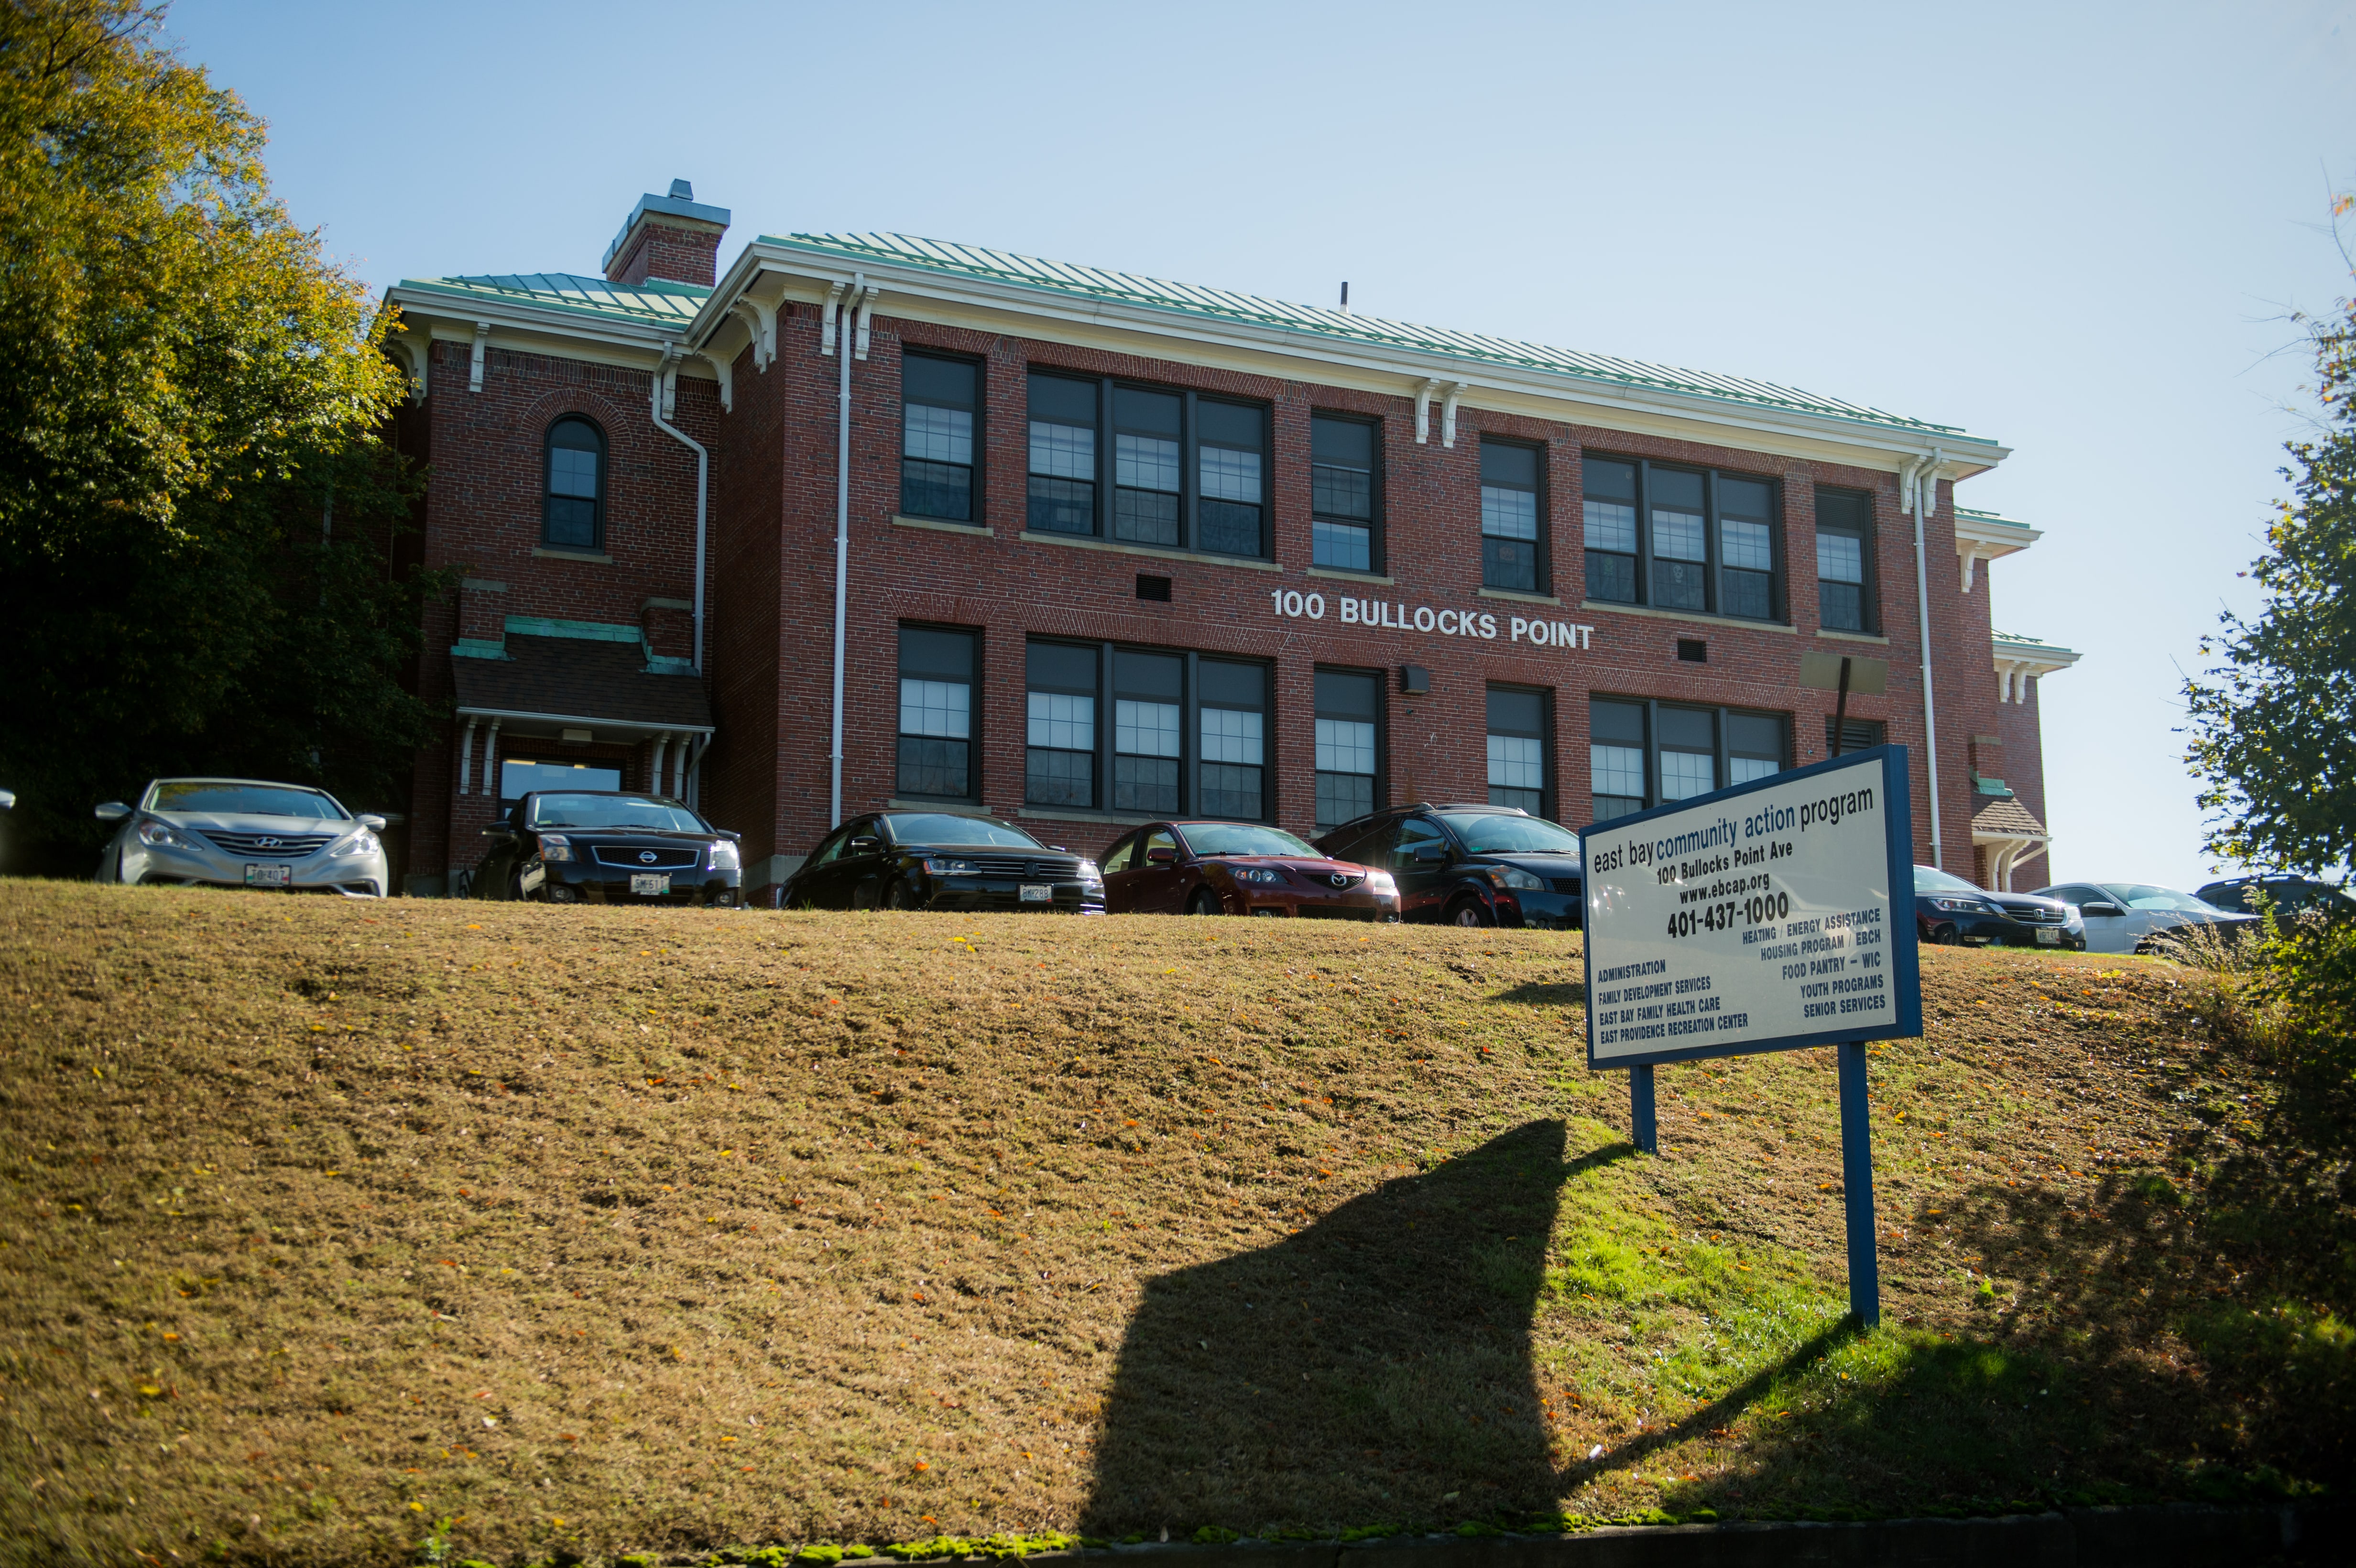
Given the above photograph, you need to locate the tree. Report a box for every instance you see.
[2184,198,2356,883]
[0,1,438,872]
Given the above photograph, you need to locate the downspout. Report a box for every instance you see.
[649,343,710,675]
[828,274,871,830]
[1905,448,1946,868]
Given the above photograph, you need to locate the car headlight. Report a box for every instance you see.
[1076,860,1102,882]
[329,828,380,859]
[1927,895,1989,913]
[1492,866,1546,891]
[1367,871,1398,896]
[1236,867,1283,884]
[923,857,978,877]
[136,817,191,849]
[708,840,741,872]
[539,834,573,862]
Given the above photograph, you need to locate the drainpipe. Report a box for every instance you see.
[649,343,710,675]
[1904,449,1946,868]
[828,273,871,830]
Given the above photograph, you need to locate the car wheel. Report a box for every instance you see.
[1932,923,1961,946]
[1448,896,1494,928]
[884,877,922,912]
[1185,888,1224,916]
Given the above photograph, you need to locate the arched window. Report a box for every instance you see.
[543,417,605,550]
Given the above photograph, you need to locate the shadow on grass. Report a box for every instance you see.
[1080,1120,1597,1535]
[1491,982,1586,1009]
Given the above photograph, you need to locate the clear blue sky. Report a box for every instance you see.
[172,0,2355,892]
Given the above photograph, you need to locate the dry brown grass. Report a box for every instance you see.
[0,880,2336,1567]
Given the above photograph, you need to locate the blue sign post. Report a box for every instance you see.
[1578,746,1921,1326]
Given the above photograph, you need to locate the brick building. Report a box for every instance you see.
[382,182,2079,901]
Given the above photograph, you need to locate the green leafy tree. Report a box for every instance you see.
[2185,201,2356,882]
[0,1,441,871]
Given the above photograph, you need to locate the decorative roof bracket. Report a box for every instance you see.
[469,321,491,393]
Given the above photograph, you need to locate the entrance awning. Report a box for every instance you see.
[1971,796,2050,892]
[450,634,712,742]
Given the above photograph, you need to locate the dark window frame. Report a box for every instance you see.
[1811,485,1876,634]
[542,415,608,551]
[894,622,981,803]
[1024,369,1273,561]
[1581,454,1786,623]
[899,350,983,523]
[1312,664,1387,834]
[1478,436,1549,594]
[1309,411,1384,575]
[1586,696,1790,825]
[1021,637,1273,821]
[1484,684,1553,820]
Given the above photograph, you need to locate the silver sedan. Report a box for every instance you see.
[96,778,389,898]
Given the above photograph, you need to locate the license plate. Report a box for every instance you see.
[244,864,291,887]
[2035,927,2062,945]
[1019,883,1053,903]
[631,872,671,896]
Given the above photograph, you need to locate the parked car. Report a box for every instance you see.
[778,810,1102,913]
[2027,881,2257,956]
[1315,803,1582,928]
[95,778,388,898]
[1099,820,1398,919]
[1913,864,2084,949]
[2193,874,2355,921]
[474,790,742,906]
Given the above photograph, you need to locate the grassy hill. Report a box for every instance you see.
[0,880,2345,1567]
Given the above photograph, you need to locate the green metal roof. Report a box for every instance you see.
[396,272,710,327]
[1957,507,2033,530]
[1992,631,2078,657]
[762,230,1993,444]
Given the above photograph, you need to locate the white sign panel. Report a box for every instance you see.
[1579,746,1923,1067]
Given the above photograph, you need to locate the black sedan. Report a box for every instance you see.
[1914,863,2082,949]
[1316,803,1582,929]
[778,811,1104,913]
[473,790,743,906]
[2194,875,2354,921]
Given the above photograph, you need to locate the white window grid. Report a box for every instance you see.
[1316,718,1377,776]
[1583,498,1636,553]
[904,404,973,466]
[1590,743,1645,800]
[898,678,970,740]
[1817,533,1864,583]
[1488,733,1543,791]
[1116,433,1181,492]
[549,446,598,500]
[1651,508,1707,562]
[1200,707,1264,766]
[1115,699,1182,759]
[1200,446,1262,503]
[1027,691,1094,751]
[1481,485,1538,541]
[1660,749,1715,800]
[1729,755,1778,785]
[1029,421,1095,479]
[1312,520,1372,571]
[1723,518,1773,572]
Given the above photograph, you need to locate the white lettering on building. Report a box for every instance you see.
[1276,591,1594,650]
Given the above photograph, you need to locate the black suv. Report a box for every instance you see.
[2194,875,2355,921]
[778,810,1105,913]
[1315,803,1582,928]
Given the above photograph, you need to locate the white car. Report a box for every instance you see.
[2028,881,2257,956]
[97,778,389,898]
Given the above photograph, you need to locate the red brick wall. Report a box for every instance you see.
[606,223,722,288]
[1997,677,2054,886]
[402,337,718,889]
[698,307,2012,887]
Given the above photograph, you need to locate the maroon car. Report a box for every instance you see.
[1100,820,1400,919]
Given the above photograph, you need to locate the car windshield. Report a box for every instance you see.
[2101,883,2227,914]
[884,814,1043,849]
[1182,824,1321,858]
[1913,865,1985,894]
[527,794,707,832]
[151,781,344,819]
[1437,813,1582,855]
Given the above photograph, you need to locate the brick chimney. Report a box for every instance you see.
[602,179,731,288]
